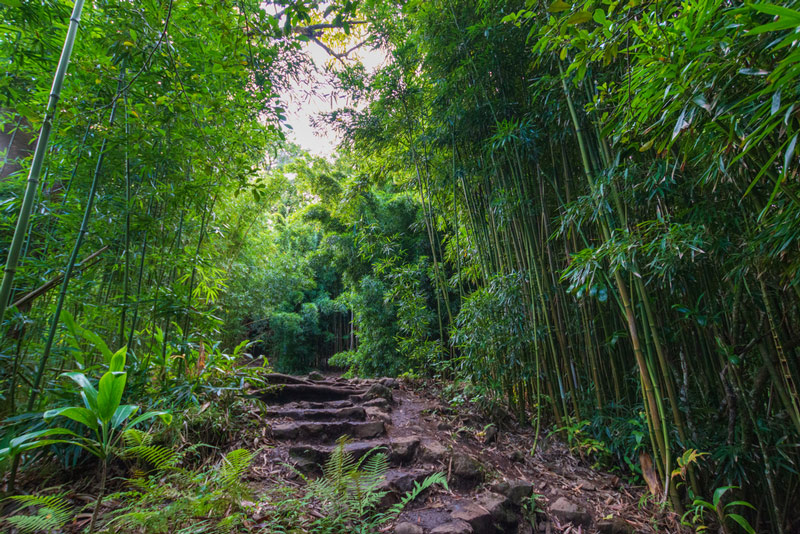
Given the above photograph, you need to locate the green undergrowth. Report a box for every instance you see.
[3,429,445,534]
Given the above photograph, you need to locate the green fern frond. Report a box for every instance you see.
[379,472,448,524]
[322,436,357,490]
[359,451,389,491]
[217,449,254,488]
[122,428,153,448]
[5,493,72,533]
[127,445,179,471]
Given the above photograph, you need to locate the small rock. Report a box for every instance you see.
[483,425,498,444]
[451,502,493,534]
[380,377,399,389]
[506,480,534,506]
[390,436,421,464]
[430,520,473,534]
[364,397,392,411]
[597,517,635,534]
[308,371,325,381]
[395,522,424,534]
[510,450,526,463]
[365,406,392,425]
[365,383,394,402]
[477,492,517,526]
[451,453,483,490]
[549,497,591,527]
[419,441,448,463]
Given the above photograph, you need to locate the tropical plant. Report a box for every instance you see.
[681,486,757,534]
[38,352,170,532]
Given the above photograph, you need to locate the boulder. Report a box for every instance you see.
[498,479,533,506]
[477,492,517,526]
[390,436,421,464]
[549,497,591,527]
[365,406,392,425]
[395,522,424,534]
[451,502,493,534]
[451,453,483,490]
[597,517,635,534]
[365,383,394,402]
[419,441,448,463]
[430,520,473,534]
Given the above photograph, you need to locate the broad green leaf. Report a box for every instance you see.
[593,9,606,24]
[79,329,114,362]
[43,406,98,430]
[109,346,127,373]
[549,0,570,13]
[713,485,735,508]
[6,428,81,454]
[62,372,98,411]
[725,500,757,511]
[111,404,139,429]
[97,371,127,423]
[566,11,592,24]
[726,514,756,534]
[129,410,172,428]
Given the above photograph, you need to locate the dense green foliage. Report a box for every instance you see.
[2,0,800,533]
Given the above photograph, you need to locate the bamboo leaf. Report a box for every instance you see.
[784,132,798,176]
[566,11,592,24]
[548,0,571,13]
[772,90,781,115]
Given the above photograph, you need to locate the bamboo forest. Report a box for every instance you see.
[1,0,800,532]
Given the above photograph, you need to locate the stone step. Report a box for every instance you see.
[272,420,385,442]
[261,383,367,404]
[265,406,367,422]
[289,439,390,471]
[294,400,355,409]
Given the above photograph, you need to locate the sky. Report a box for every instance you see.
[281,42,387,158]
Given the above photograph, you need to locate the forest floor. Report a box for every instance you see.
[242,373,679,534]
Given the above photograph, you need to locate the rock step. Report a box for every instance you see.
[265,406,367,421]
[272,420,385,442]
[289,439,390,470]
[261,383,367,404]
[291,400,355,409]
[288,436,421,469]
[396,489,531,534]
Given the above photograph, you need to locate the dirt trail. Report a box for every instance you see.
[248,374,673,534]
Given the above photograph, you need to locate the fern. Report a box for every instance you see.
[218,448,254,488]
[373,472,449,526]
[105,446,254,533]
[4,493,72,533]
[126,444,179,471]
[123,428,153,448]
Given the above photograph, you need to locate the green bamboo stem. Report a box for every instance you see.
[0,0,86,332]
